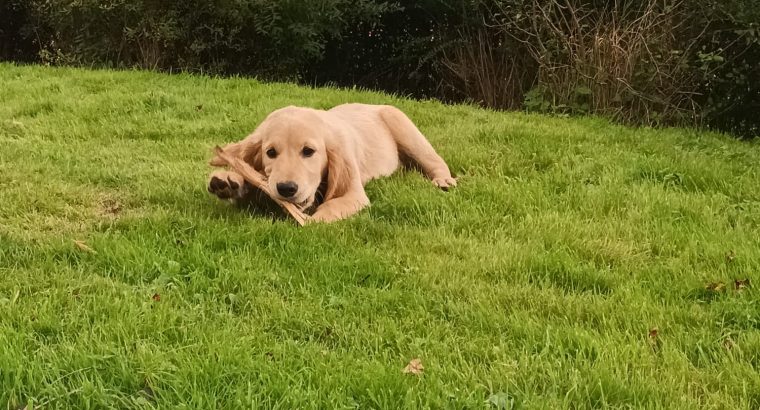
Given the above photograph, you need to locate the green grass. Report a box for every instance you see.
[1,63,760,409]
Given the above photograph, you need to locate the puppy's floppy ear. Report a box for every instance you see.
[324,144,357,201]
[209,133,263,170]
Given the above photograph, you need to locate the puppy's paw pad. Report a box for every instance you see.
[208,176,236,199]
[208,176,226,191]
[432,177,457,191]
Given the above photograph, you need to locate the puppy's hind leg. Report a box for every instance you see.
[379,106,457,190]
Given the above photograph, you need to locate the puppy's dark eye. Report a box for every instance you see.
[302,147,315,157]
[266,148,277,158]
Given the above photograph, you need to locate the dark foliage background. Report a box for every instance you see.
[1,0,757,137]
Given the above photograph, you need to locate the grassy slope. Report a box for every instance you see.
[1,63,760,409]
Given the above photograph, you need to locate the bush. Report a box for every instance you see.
[305,0,760,137]
[689,0,760,137]
[2,0,758,137]
[0,0,35,62]
[21,0,396,79]
[418,0,757,136]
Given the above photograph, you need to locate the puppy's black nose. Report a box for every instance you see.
[276,181,298,198]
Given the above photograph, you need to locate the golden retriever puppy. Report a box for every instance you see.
[208,103,456,223]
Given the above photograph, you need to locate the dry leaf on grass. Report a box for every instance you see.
[705,282,725,292]
[648,328,658,339]
[734,279,750,291]
[152,293,161,302]
[402,358,424,375]
[99,198,122,215]
[648,327,661,352]
[73,240,96,254]
[138,384,155,403]
[723,337,736,350]
[486,392,518,409]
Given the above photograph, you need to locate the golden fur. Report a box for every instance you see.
[208,103,456,223]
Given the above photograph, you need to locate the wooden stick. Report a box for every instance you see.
[212,146,309,226]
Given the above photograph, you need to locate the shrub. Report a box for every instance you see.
[1,0,758,137]
[425,0,759,137]
[688,0,760,137]
[498,0,701,126]
[0,0,35,62]
[22,0,396,79]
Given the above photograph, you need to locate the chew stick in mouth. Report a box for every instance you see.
[212,146,309,226]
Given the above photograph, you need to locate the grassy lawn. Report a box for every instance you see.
[1,63,760,409]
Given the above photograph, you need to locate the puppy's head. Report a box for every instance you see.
[257,107,331,208]
[211,106,353,210]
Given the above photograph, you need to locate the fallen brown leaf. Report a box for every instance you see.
[402,358,424,375]
[705,282,725,292]
[138,383,155,402]
[734,279,750,291]
[648,327,660,352]
[648,328,658,339]
[73,240,97,254]
[152,293,161,302]
[723,337,735,350]
[100,199,122,215]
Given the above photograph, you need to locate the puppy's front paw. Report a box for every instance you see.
[207,171,246,200]
[432,176,457,191]
[308,208,339,224]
